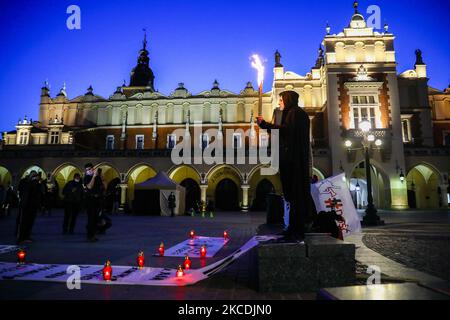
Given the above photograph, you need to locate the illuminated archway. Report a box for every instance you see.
[52,164,83,199]
[21,165,47,180]
[0,166,12,188]
[312,167,326,181]
[94,163,120,185]
[168,165,201,184]
[248,165,282,210]
[126,164,157,202]
[349,161,390,209]
[206,165,242,211]
[406,164,441,209]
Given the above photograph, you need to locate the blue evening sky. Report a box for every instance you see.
[0,0,449,132]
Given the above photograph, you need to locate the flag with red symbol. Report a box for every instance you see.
[311,173,361,238]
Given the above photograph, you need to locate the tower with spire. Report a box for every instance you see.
[128,29,155,91]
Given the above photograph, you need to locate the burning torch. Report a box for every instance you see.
[250,54,265,117]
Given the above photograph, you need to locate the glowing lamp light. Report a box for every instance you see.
[176,265,184,278]
[137,251,145,269]
[103,261,112,281]
[223,230,229,239]
[367,134,375,142]
[184,255,191,270]
[200,244,207,258]
[344,140,352,148]
[159,242,165,257]
[375,139,382,147]
[189,230,195,239]
[400,170,405,183]
[359,120,372,133]
[17,249,26,264]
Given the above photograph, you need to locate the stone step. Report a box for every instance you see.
[317,283,450,300]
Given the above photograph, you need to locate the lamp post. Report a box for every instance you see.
[345,120,384,226]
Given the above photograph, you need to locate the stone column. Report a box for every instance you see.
[440,184,449,208]
[200,184,208,203]
[241,184,250,212]
[119,183,128,211]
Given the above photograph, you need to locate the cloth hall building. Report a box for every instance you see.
[1,3,449,212]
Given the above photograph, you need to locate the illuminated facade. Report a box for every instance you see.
[1,2,449,211]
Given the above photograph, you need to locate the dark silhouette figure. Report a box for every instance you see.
[17,171,42,243]
[62,173,83,234]
[257,91,312,241]
[168,192,176,217]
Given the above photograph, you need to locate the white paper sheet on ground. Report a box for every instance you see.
[0,236,279,287]
[0,245,18,255]
[158,236,230,258]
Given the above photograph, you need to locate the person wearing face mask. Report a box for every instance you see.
[83,163,103,242]
[62,173,83,235]
[16,170,42,244]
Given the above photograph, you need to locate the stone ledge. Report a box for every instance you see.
[257,234,356,292]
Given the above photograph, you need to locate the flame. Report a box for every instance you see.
[250,54,265,87]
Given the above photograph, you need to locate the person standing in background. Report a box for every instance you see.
[62,173,83,235]
[83,163,104,242]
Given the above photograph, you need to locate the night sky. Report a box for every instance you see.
[0,0,449,132]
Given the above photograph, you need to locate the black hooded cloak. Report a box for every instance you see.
[259,91,312,238]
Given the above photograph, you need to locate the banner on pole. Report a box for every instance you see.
[311,173,361,238]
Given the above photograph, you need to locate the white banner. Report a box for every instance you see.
[311,173,361,238]
[0,236,278,287]
[0,245,18,255]
[157,236,230,258]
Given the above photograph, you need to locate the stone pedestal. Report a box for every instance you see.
[241,184,250,212]
[257,234,355,292]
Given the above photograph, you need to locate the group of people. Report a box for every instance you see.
[10,163,113,244]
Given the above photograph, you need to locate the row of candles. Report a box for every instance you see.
[16,230,229,281]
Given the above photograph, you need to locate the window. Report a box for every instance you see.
[136,135,144,150]
[167,134,177,149]
[259,133,269,148]
[350,95,378,129]
[19,132,28,145]
[106,135,115,150]
[233,133,242,149]
[402,119,412,143]
[200,133,209,150]
[49,131,60,144]
[443,131,450,146]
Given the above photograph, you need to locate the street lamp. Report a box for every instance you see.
[345,120,384,226]
[359,120,384,226]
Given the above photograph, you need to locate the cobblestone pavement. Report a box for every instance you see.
[362,219,450,282]
[1,209,448,299]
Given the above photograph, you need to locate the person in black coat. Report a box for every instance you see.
[62,173,83,234]
[17,171,42,243]
[168,192,176,217]
[257,91,312,241]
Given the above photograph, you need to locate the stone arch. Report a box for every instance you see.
[349,160,391,209]
[21,165,47,180]
[312,167,326,181]
[168,165,201,184]
[94,162,120,186]
[0,166,12,188]
[52,163,83,199]
[248,165,282,209]
[126,163,157,203]
[406,163,442,209]
[206,164,243,211]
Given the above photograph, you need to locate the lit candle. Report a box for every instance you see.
[176,265,184,278]
[103,261,112,281]
[190,230,195,239]
[17,249,26,264]
[223,230,229,239]
[184,255,191,270]
[159,242,165,257]
[200,244,207,258]
[137,251,145,269]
